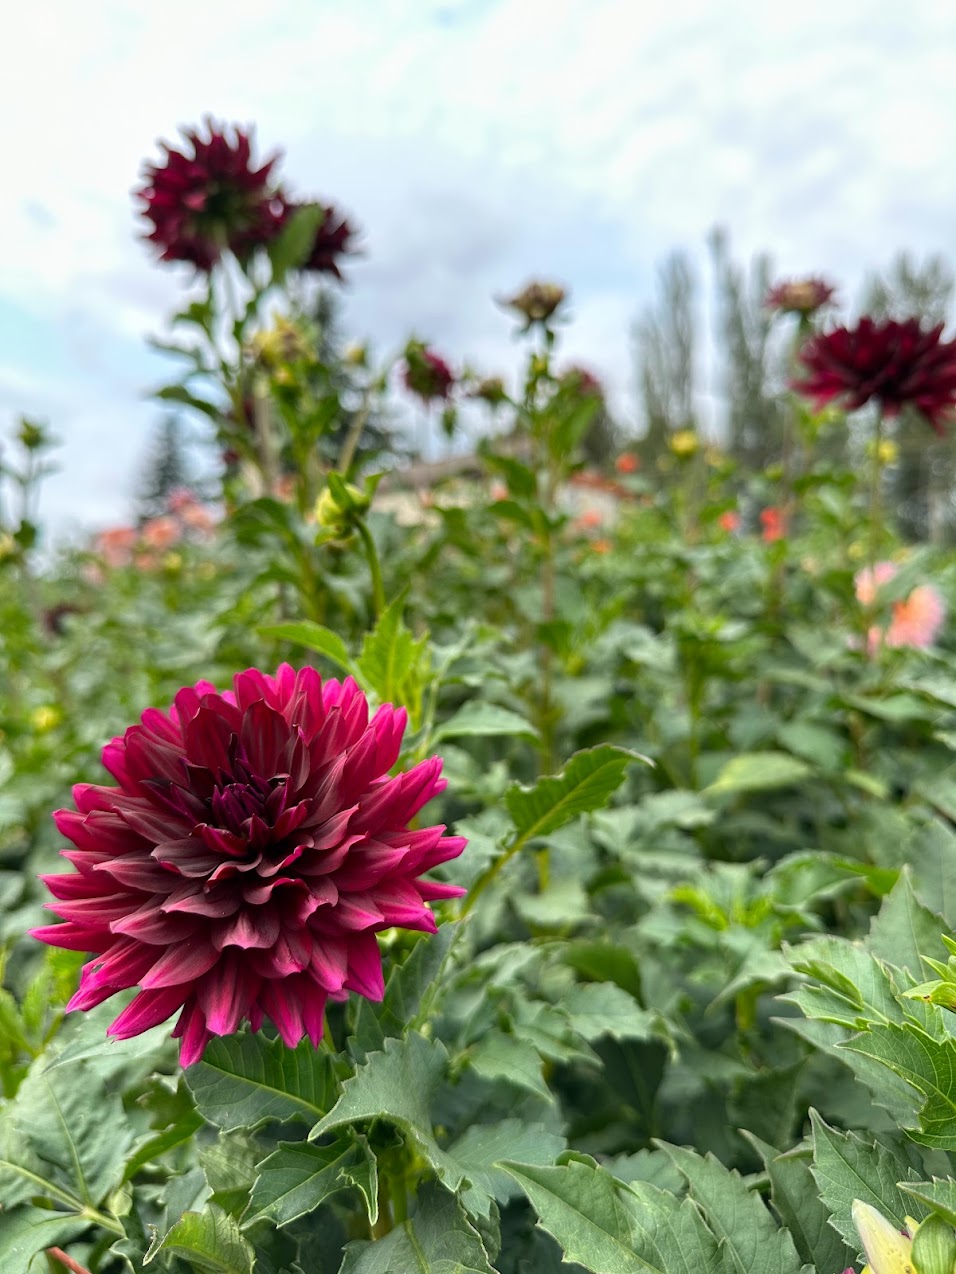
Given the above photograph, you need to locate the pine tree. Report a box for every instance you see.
[137,415,192,520]
[633,251,696,463]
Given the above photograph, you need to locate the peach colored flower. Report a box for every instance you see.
[854,561,898,606]
[887,584,946,648]
[591,538,612,554]
[95,527,138,568]
[489,481,508,502]
[180,502,217,535]
[615,452,639,475]
[718,510,741,533]
[141,516,182,550]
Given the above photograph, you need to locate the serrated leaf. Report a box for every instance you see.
[501,1156,727,1274]
[352,923,458,1053]
[244,1133,364,1227]
[257,621,356,675]
[147,1202,255,1272]
[659,1142,803,1274]
[868,872,948,979]
[505,745,642,845]
[356,596,430,712]
[704,751,811,797]
[468,1030,553,1102]
[743,1135,855,1274]
[564,983,655,1042]
[310,1033,463,1192]
[809,1110,926,1248]
[0,1208,87,1270]
[899,1177,956,1227]
[432,700,538,744]
[842,1022,956,1149]
[445,1120,566,1219]
[339,1181,495,1273]
[186,1031,338,1132]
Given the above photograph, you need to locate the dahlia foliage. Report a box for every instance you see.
[33,666,465,1064]
[795,317,956,434]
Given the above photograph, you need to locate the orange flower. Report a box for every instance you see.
[574,509,603,531]
[591,538,612,554]
[887,585,946,648]
[141,516,181,550]
[718,510,741,533]
[760,507,787,543]
[95,526,138,568]
[615,452,639,475]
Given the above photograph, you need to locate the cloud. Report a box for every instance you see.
[3,0,956,533]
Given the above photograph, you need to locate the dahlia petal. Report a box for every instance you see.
[240,700,289,777]
[54,808,140,854]
[141,939,220,988]
[259,979,305,1048]
[110,902,199,945]
[93,856,177,891]
[40,871,115,900]
[331,893,386,931]
[213,906,280,950]
[417,879,467,900]
[30,921,111,951]
[307,937,349,993]
[301,981,329,1046]
[160,882,243,918]
[197,956,259,1036]
[108,985,192,1039]
[344,931,385,1000]
[184,706,236,773]
[172,1001,212,1066]
[152,837,219,876]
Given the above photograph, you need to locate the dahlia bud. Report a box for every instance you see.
[765,277,836,317]
[911,1214,956,1274]
[17,417,48,451]
[669,429,699,458]
[498,280,567,330]
[470,376,507,407]
[344,342,369,368]
[31,705,62,733]
[315,475,371,536]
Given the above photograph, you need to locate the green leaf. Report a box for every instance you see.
[505,745,643,845]
[147,1202,255,1272]
[468,1030,553,1102]
[703,751,812,797]
[186,1031,338,1132]
[357,923,459,1049]
[310,1033,464,1192]
[257,621,356,675]
[842,1022,956,1149]
[445,1119,566,1220]
[244,1133,366,1228]
[776,719,846,771]
[899,1178,956,1228]
[0,1060,131,1208]
[501,1155,727,1274]
[742,1135,855,1274]
[808,1110,926,1248]
[563,983,655,1042]
[339,1181,495,1273]
[432,701,538,744]
[659,1142,804,1274]
[868,871,948,979]
[0,1208,87,1270]
[356,596,430,712]
[908,820,956,929]
[267,203,325,284]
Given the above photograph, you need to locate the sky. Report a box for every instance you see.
[2,0,956,538]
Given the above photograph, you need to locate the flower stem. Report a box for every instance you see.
[356,520,386,619]
[865,411,885,642]
[46,1250,92,1274]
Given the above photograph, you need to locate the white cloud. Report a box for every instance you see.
[3,0,956,531]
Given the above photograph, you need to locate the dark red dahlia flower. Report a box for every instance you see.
[794,318,956,435]
[765,276,835,317]
[136,120,285,271]
[402,343,455,403]
[32,666,465,1064]
[278,200,358,280]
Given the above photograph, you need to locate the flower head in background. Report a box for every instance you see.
[719,510,741,533]
[33,666,465,1064]
[760,506,787,542]
[559,365,603,398]
[402,342,455,402]
[794,318,956,434]
[137,120,284,271]
[278,200,359,280]
[669,429,699,458]
[497,280,567,330]
[854,560,946,652]
[615,452,639,475]
[765,276,836,317]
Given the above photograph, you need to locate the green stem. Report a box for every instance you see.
[864,412,885,646]
[337,393,373,477]
[460,827,534,918]
[356,519,386,619]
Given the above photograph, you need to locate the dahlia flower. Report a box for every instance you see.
[278,201,358,280]
[402,343,455,402]
[33,666,465,1064]
[136,120,285,271]
[794,318,956,435]
[615,452,639,475]
[498,281,567,330]
[854,561,946,651]
[760,507,787,542]
[765,276,835,317]
[718,510,741,533]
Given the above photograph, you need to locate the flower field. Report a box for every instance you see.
[6,121,956,1273]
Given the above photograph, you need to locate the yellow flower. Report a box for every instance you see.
[851,1201,916,1274]
[31,705,61,733]
[848,540,865,560]
[670,429,699,458]
[877,439,899,465]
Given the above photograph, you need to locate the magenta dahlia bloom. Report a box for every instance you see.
[278,200,358,280]
[794,318,956,435]
[136,120,285,271]
[402,343,455,403]
[32,666,465,1064]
